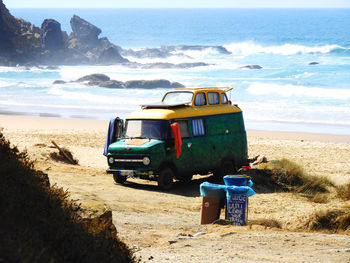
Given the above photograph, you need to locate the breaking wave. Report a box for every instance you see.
[224,42,349,56]
[246,82,350,100]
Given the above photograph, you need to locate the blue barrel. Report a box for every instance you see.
[225,186,256,226]
[200,182,227,199]
[223,176,253,187]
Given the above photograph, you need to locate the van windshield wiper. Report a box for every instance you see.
[124,136,148,139]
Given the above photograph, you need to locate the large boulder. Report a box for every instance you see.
[76,73,110,82]
[70,15,101,45]
[89,80,125,89]
[125,79,184,89]
[98,46,129,64]
[41,19,63,51]
[77,201,117,237]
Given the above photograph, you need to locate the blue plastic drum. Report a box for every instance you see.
[223,176,253,187]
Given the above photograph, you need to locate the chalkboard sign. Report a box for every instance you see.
[226,194,248,226]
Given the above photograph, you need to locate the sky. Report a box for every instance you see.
[5,0,350,8]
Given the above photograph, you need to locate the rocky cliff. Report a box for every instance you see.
[0,0,126,66]
[0,0,41,65]
[0,1,216,68]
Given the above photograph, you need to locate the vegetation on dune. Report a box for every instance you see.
[248,158,350,234]
[0,132,135,263]
[337,182,350,201]
[248,219,282,229]
[306,206,350,234]
[248,158,334,196]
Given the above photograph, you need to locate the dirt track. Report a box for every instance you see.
[3,125,350,262]
[48,172,350,263]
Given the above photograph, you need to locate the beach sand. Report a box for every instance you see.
[1,115,350,262]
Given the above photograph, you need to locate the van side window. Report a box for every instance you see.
[177,120,190,138]
[208,92,219,105]
[192,119,205,136]
[194,93,206,106]
[221,93,228,104]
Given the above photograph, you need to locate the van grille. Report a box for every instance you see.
[113,155,145,168]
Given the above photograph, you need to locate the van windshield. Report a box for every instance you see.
[162,91,193,105]
[124,120,169,140]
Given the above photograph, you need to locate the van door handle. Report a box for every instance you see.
[212,145,216,150]
[187,142,192,148]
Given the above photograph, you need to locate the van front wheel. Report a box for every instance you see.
[113,173,127,184]
[158,167,175,190]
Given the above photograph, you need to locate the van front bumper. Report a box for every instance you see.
[106,168,155,179]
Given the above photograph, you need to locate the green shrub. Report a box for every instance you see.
[0,132,135,263]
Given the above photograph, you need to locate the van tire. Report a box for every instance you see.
[158,167,175,190]
[213,160,235,180]
[113,173,127,184]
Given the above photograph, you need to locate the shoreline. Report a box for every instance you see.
[1,114,350,143]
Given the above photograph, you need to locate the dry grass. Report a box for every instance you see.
[0,132,134,262]
[270,159,334,194]
[248,219,282,229]
[337,183,350,201]
[306,193,330,203]
[248,159,334,197]
[306,206,350,234]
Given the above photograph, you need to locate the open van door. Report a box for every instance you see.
[113,117,124,139]
[103,117,124,156]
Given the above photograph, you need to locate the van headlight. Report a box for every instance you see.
[143,156,150,166]
[108,157,114,164]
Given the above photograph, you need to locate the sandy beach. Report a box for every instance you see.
[1,114,350,262]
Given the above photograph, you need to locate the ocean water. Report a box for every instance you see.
[1,8,350,134]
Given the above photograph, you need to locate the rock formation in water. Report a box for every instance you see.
[41,19,64,51]
[240,65,263,69]
[0,0,211,68]
[121,45,231,59]
[54,73,185,89]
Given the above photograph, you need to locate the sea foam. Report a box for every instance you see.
[246,82,350,100]
[224,42,347,56]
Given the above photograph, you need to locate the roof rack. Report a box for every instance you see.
[140,102,190,109]
[172,87,233,92]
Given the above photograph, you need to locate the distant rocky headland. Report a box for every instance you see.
[0,0,229,68]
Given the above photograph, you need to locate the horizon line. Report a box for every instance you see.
[8,7,350,9]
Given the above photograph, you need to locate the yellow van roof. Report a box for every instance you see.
[127,104,242,120]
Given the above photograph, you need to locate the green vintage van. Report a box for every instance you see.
[105,87,248,190]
